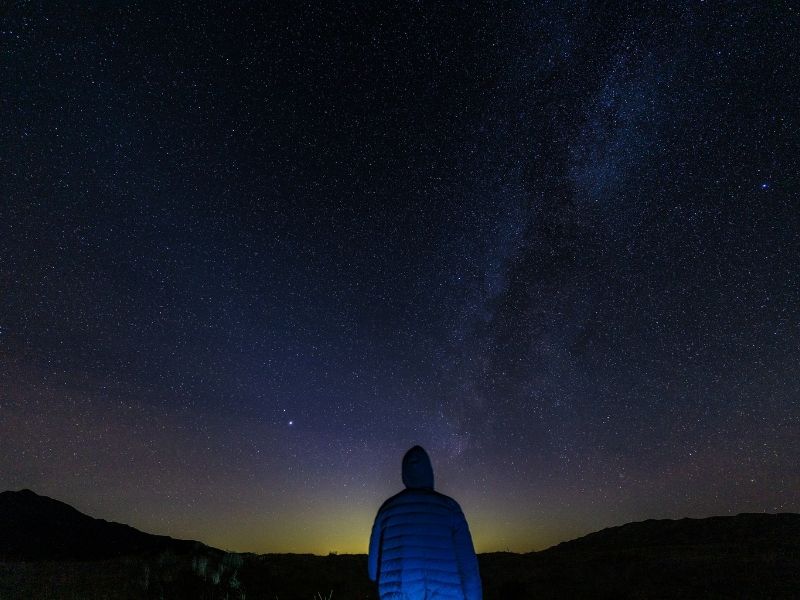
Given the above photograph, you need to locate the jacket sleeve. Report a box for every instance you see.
[368,511,382,582]
[453,505,482,600]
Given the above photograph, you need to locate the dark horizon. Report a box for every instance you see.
[3,487,797,560]
[2,2,798,555]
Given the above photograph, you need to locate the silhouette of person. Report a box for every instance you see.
[368,445,482,600]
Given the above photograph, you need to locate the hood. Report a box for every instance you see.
[402,445,434,489]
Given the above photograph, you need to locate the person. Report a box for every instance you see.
[368,445,482,600]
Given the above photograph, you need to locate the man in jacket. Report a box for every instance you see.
[368,445,482,600]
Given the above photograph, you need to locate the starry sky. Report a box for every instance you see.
[2,2,799,554]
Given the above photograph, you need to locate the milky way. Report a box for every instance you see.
[2,3,798,553]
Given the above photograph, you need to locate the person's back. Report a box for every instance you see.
[368,445,482,600]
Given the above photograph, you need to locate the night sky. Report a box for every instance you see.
[2,2,799,554]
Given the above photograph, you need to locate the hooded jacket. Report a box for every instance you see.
[368,446,482,600]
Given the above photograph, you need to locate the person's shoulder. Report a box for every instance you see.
[376,489,409,515]
[431,490,462,511]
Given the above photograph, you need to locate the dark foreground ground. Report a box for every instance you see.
[3,535,799,600]
[1,491,799,599]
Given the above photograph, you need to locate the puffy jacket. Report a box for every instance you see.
[368,446,482,600]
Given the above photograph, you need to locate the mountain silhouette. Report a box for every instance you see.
[0,489,217,561]
[546,512,800,554]
[479,513,800,599]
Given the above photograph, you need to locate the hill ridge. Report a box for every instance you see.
[544,511,800,556]
[0,488,218,561]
